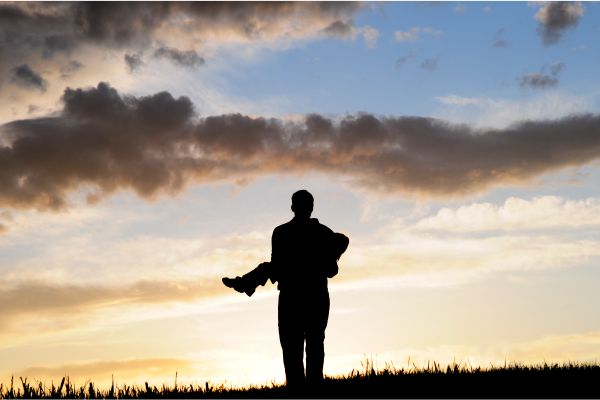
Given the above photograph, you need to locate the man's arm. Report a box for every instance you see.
[269,226,282,284]
[333,232,350,260]
[322,223,349,278]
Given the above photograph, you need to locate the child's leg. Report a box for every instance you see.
[222,262,272,297]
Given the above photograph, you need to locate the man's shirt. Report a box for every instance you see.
[270,217,340,294]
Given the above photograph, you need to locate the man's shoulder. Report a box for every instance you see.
[273,220,294,235]
[311,218,334,234]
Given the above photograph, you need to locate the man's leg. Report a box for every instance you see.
[278,293,305,389]
[305,292,330,385]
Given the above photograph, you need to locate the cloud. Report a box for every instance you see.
[0,2,363,58]
[519,62,565,89]
[454,4,467,14]
[360,26,380,49]
[395,51,417,68]
[10,64,48,92]
[153,47,205,68]
[59,60,84,79]
[42,34,78,59]
[549,62,566,75]
[535,2,584,45]
[339,223,600,289]
[0,2,363,95]
[124,53,144,73]
[0,2,366,125]
[433,92,594,128]
[2,83,600,211]
[320,21,380,49]
[178,2,363,42]
[492,28,509,48]
[520,73,558,88]
[394,27,443,42]
[0,279,227,323]
[321,19,356,39]
[420,57,439,71]
[414,196,600,232]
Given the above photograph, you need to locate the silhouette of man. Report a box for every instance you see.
[222,190,349,388]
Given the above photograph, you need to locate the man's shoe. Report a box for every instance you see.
[222,276,255,297]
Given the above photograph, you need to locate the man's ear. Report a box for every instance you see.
[291,204,295,213]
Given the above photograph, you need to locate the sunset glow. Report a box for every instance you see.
[1,1,600,389]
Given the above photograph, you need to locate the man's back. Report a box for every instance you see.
[271,217,337,294]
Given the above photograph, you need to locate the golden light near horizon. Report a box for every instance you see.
[1,1,600,391]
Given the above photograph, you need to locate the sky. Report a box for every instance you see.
[1,0,600,389]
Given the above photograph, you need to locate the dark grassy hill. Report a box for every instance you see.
[1,362,599,398]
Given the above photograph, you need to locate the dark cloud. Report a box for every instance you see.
[519,62,565,89]
[550,62,566,75]
[321,19,356,38]
[153,47,205,68]
[27,104,40,114]
[10,64,48,91]
[42,34,77,58]
[535,2,584,45]
[59,60,84,79]
[73,2,171,47]
[0,2,363,77]
[2,83,600,209]
[181,2,362,39]
[395,51,417,68]
[492,28,509,48]
[420,57,438,71]
[493,39,509,48]
[124,53,144,73]
[519,73,558,88]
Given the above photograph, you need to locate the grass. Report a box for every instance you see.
[1,360,599,398]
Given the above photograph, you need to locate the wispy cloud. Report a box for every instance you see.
[420,57,439,71]
[394,27,443,42]
[453,4,467,14]
[395,51,418,68]
[336,217,600,290]
[0,279,226,321]
[414,196,600,232]
[360,26,380,49]
[434,92,595,128]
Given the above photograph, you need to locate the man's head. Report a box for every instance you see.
[291,190,314,220]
